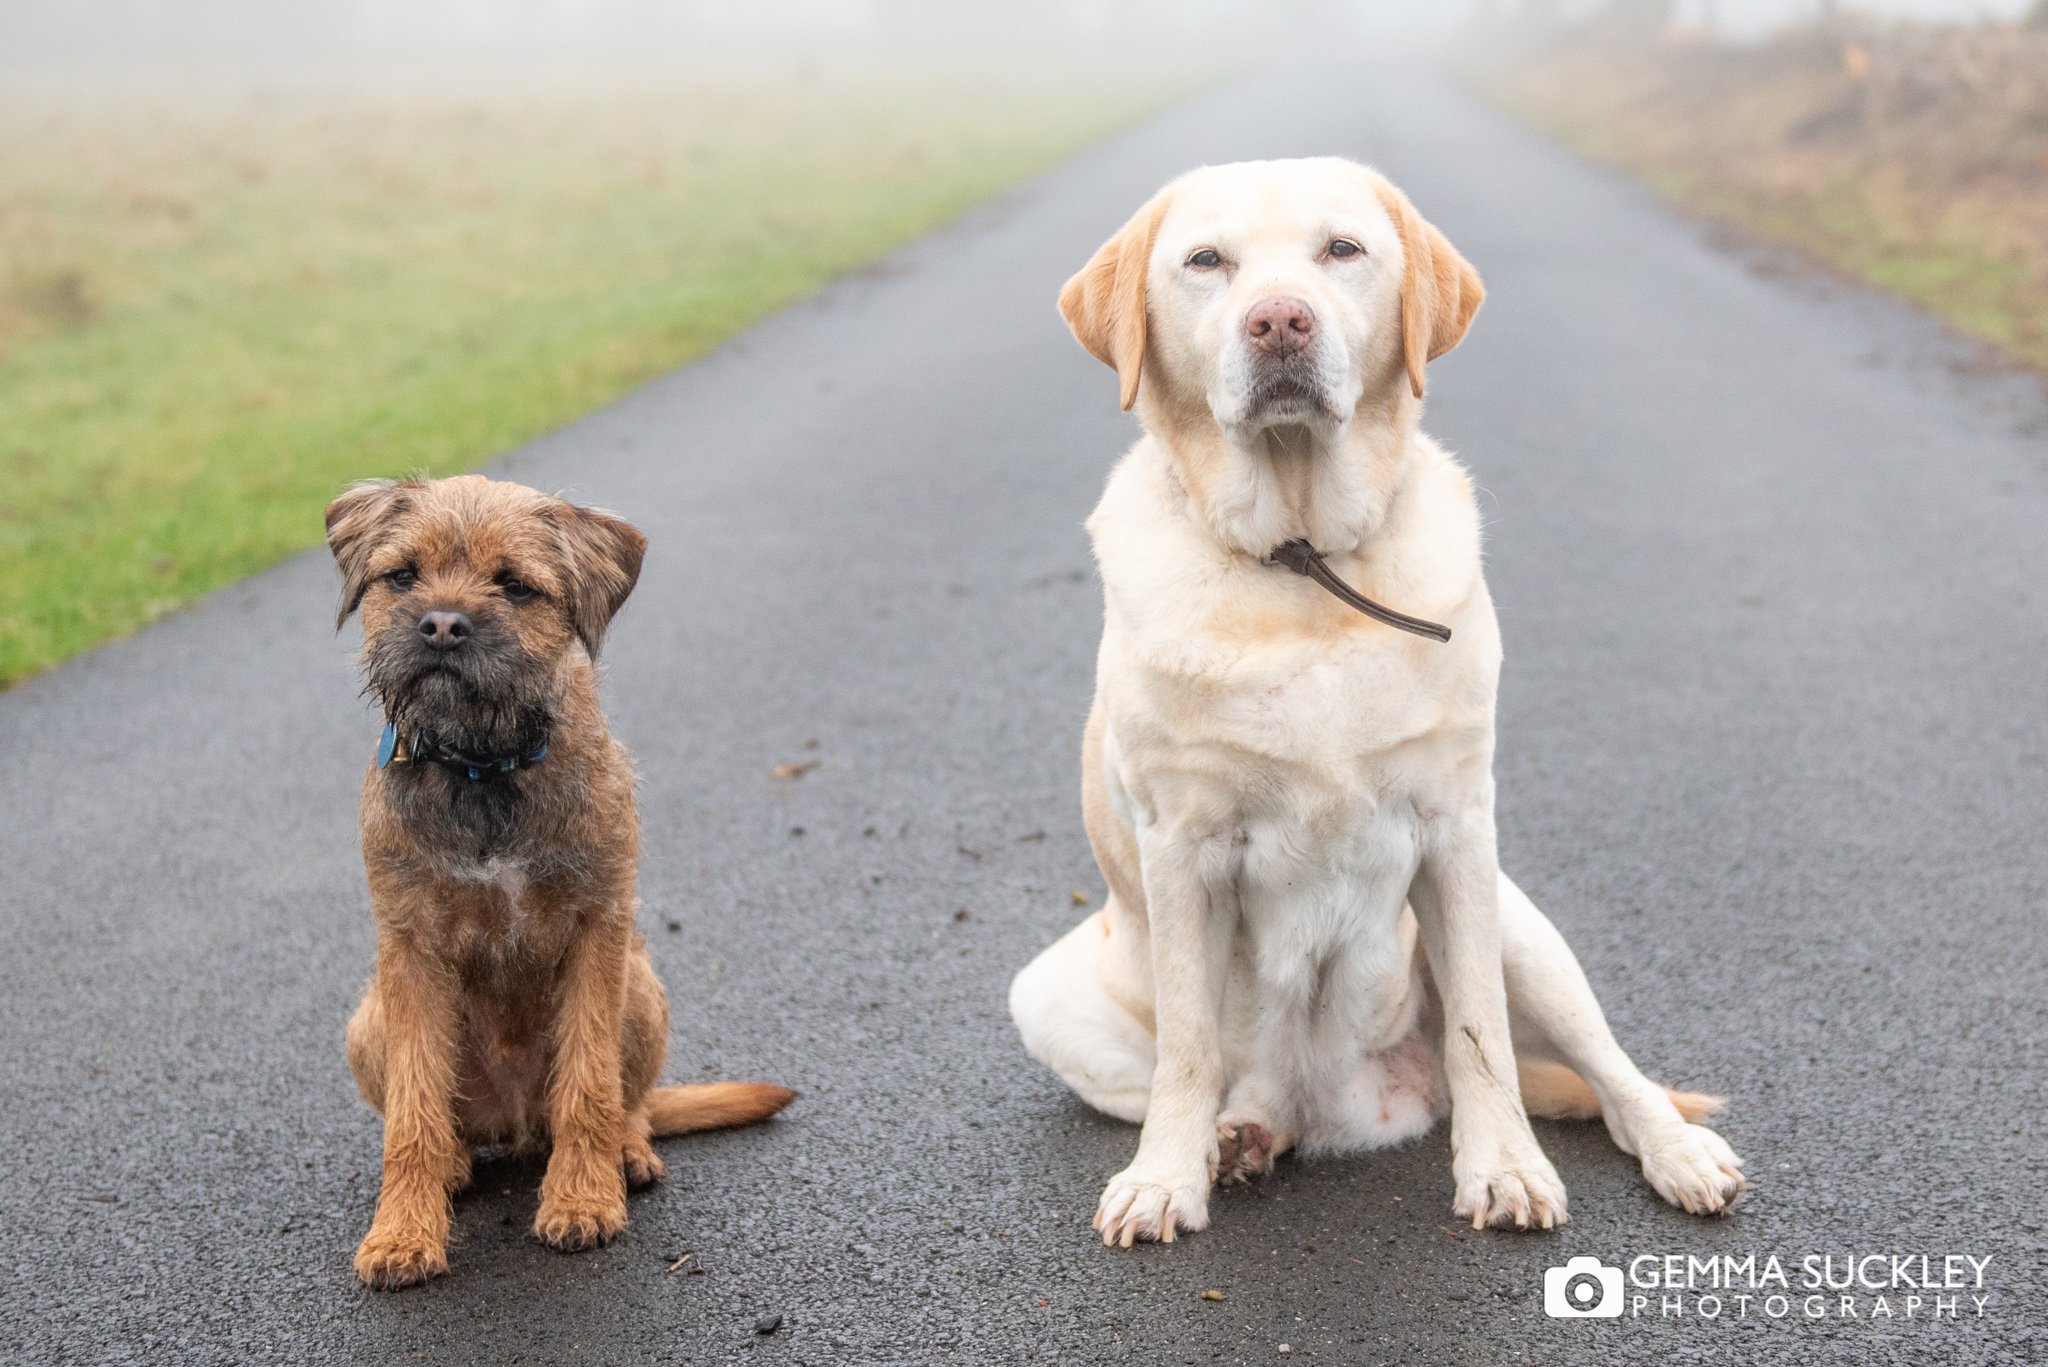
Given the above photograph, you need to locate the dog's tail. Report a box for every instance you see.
[1519,1059,1723,1125]
[642,1082,797,1137]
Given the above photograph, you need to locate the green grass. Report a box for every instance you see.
[0,78,1184,685]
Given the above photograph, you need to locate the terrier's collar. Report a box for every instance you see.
[1266,539,1452,643]
[377,720,549,781]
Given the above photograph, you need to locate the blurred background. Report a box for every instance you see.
[0,0,2039,687]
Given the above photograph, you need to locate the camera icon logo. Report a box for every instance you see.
[1544,1256,1624,1318]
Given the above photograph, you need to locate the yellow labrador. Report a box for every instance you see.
[1010,158,1744,1246]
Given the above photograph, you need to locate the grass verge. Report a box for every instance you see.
[1475,20,2048,374]
[0,76,1187,685]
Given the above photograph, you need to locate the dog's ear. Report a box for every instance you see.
[1371,178,1484,399]
[325,480,410,628]
[553,501,646,661]
[1058,186,1172,412]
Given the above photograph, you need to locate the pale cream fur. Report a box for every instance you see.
[1012,159,1744,1246]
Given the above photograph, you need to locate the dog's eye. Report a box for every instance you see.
[1186,248,1223,270]
[385,567,417,591]
[497,576,540,604]
[1326,238,1363,260]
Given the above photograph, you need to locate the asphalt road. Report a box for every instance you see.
[3,62,2045,1367]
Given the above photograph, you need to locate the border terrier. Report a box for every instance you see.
[326,474,794,1290]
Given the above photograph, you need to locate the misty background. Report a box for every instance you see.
[0,0,2035,82]
[3,0,2040,683]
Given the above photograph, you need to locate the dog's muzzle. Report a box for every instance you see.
[1247,357,1334,420]
[366,610,530,740]
[1238,295,1342,422]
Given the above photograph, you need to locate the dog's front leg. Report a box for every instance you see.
[1094,826,1235,1246]
[535,902,632,1251]
[1410,803,1567,1231]
[354,933,465,1289]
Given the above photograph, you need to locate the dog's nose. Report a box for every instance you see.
[1245,297,1315,356]
[417,611,472,649]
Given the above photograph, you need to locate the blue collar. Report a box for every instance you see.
[378,720,549,781]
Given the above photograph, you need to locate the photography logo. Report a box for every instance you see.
[1545,1256,1624,1318]
[1537,1251,1993,1322]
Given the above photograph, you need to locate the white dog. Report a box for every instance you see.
[1010,158,1745,1246]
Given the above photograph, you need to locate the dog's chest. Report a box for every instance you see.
[1238,793,1420,941]
[1111,626,1443,819]
[1105,628,1452,988]
[434,862,569,985]
[1229,645,1437,767]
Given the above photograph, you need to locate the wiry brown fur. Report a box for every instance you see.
[327,474,794,1291]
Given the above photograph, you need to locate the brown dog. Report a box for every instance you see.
[325,473,793,1290]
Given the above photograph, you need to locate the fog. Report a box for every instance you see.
[0,1,1475,82]
[0,0,2031,83]
[1668,0,2027,37]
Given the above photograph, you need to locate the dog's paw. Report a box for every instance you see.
[1093,1166,1211,1247]
[622,1136,666,1190]
[354,1228,448,1290]
[534,1194,630,1252]
[1452,1147,1568,1231]
[1214,1119,1276,1186]
[1640,1123,1745,1216]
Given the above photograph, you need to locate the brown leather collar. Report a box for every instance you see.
[1267,539,1452,643]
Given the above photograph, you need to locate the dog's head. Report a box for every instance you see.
[325,475,646,749]
[1058,158,1482,431]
